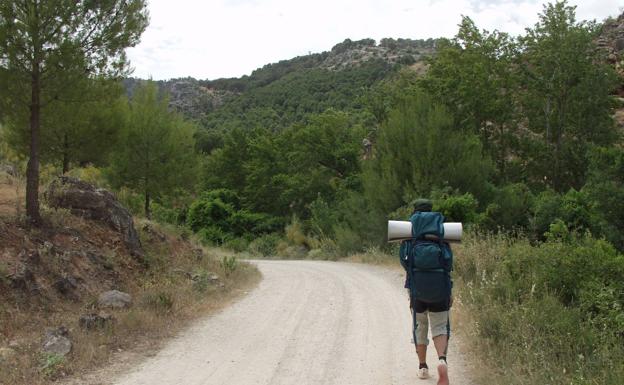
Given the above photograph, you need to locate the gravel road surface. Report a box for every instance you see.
[113,260,474,385]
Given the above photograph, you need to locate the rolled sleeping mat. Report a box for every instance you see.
[387,221,462,243]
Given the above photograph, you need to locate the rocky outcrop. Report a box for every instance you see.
[598,12,624,89]
[322,38,435,70]
[45,177,142,257]
[98,290,132,309]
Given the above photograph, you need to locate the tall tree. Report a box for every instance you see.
[363,91,494,215]
[108,81,198,219]
[0,0,148,224]
[519,1,618,191]
[420,16,518,179]
[3,78,126,173]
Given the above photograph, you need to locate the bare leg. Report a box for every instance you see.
[433,335,449,385]
[416,344,427,364]
[432,334,448,358]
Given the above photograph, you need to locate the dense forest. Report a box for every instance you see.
[1,1,623,383]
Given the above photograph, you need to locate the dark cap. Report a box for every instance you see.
[413,198,433,212]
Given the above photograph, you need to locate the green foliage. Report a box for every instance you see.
[198,60,394,143]
[362,90,493,219]
[248,233,281,257]
[333,225,363,255]
[204,110,365,220]
[186,189,280,242]
[0,0,149,222]
[479,183,534,231]
[518,1,618,191]
[420,16,518,176]
[39,353,65,379]
[431,191,479,223]
[3,80,127,172]
[457,232,624,384]
[220,256,239,277]
[107,81,199,218]
[583,146,624,249]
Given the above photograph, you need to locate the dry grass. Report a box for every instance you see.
[0,204,260,384]
[0,169,23,218]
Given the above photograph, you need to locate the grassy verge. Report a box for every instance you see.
[0,217,260,384]
[453,231,624,385]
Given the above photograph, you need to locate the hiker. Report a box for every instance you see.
[400,199,452,385]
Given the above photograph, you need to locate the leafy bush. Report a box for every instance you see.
[40,353,65,379]
[187,197,232,232]
[479,183,533,231]
[333,225,363,255]
[248,233,281,257]
[456,232,624,384]
[220,256,238,277]
[222,237,249,252]
[116,187,144,216]
[431,191,479,223]
[197,226,230,245]
[532,188,594,240]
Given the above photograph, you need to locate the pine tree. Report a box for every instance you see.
[0,0,148,224]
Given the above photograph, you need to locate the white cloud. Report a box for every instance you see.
[126,0,623,80]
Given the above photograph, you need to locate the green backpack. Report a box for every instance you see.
[399,211,453,303]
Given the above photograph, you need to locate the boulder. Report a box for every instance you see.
[98,290,132,309]
[53,276,78,298]
[45,177,142,257]
[42,327,71,356]
[79,313,114,330]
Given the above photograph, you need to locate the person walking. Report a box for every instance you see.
[399,199,452,385]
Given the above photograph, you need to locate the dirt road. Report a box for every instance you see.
[113,260,474,385]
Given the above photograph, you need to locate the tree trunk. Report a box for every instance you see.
[145,190,151,219]
[26,62,42,225]
[62,133,69,174]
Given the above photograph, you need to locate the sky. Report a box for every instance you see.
[126,0,624,81]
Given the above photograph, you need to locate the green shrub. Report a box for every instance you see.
[249,233,281,257]
[333,225,362,255]
[187,198,233,232]
[220,256,238,277]
[197,226,230,245]
[432,191,479,223]
[479,183,533,231]
[456,232,624,384]
[40,353,65,379]
[116,187,144,216]
[222,237,249,252]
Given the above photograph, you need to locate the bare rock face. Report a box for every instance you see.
[45,176,142,257]
[42,327,72,356]
[98,290,132,309]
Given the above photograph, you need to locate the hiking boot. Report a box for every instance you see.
[417,366,430,379]
[437,359,449,385]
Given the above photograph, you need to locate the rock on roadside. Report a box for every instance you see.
[79,313,114,330]
[44,176,142,257]
[42,327,72,356]
[98,290,132,309]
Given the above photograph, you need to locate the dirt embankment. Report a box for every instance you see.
[0,171,260,384]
